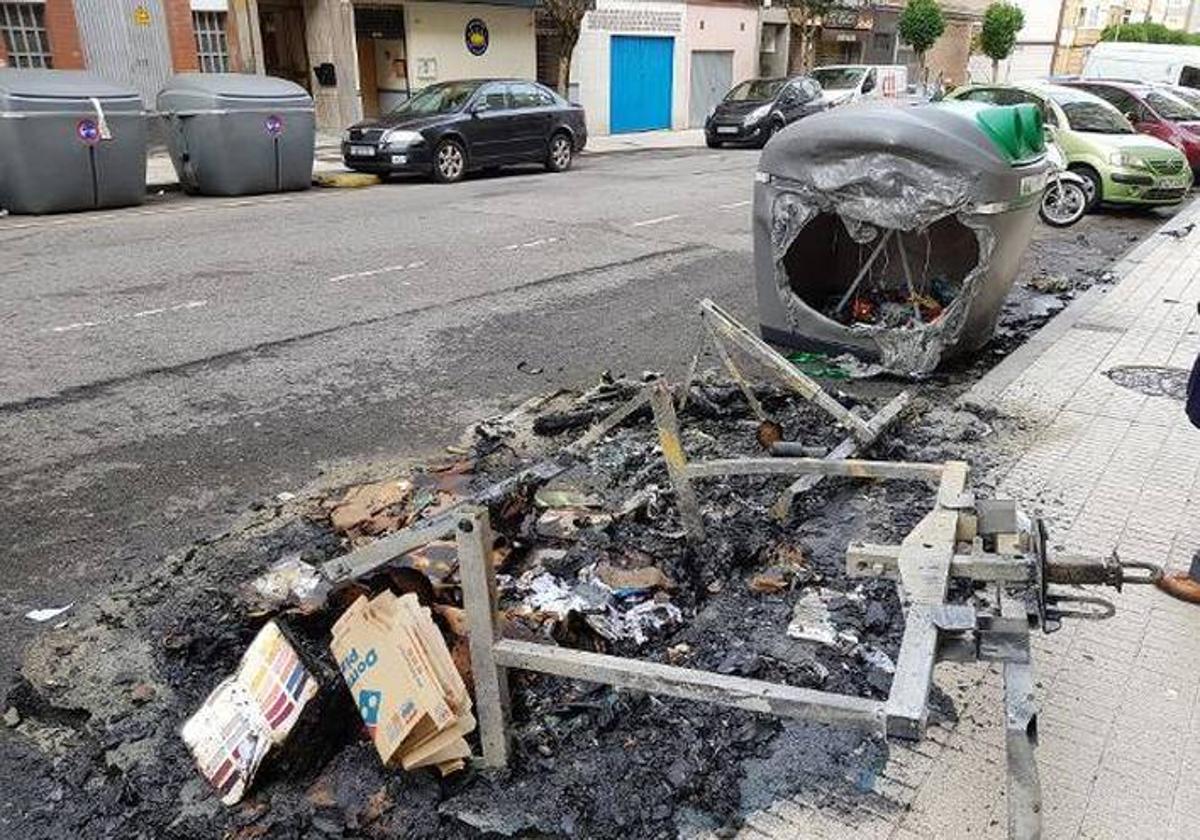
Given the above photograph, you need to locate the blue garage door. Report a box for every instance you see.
[610,35,674,134]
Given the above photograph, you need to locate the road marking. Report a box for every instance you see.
[327,260,427,283]
[719,200,751,210]
[46,299,208,334]
[502,236,560,251]
[630,214,680,228]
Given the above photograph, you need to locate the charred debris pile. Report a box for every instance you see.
[6,353,1004,840]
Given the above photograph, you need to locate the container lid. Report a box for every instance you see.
[939,101,1045,165]
[159,72,311,101]
[0,68,140,101]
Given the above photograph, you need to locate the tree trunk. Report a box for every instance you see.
[992,57,999,83]
[557,52,571,97]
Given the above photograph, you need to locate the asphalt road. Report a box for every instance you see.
[0,147,767,678]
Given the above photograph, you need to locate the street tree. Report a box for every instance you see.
[979,2,1025,82]
[541,0,591,97]
[786,0,834,72]
[898,0,946,88]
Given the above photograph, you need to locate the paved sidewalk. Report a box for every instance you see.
[731,200,1200,840]
[143,127,707,190]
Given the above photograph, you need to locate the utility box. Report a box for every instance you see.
[0,69,146,215]
[753,101,1051,376]
[157,73,314,196]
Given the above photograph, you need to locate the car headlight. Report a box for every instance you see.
[1108,151,1144,168]
[744,104,771,126]
[342,129,352,143]
[706,104,717,121]
[381,129,421,148]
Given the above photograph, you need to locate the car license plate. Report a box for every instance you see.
[349,145,374,157]
[1159,175,1188,189]
[716,126,739,135]
[390,155,406,165]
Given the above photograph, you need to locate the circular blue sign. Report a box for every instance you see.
[264,114,285,137]
[77,118,100,145]
[465,18,489,56]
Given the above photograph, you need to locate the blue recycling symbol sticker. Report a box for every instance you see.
[358,689,382,726]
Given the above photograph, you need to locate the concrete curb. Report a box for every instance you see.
[966,199,1200,406]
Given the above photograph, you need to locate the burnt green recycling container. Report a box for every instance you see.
[0,69,146,215]
[158,73,314,197]
[753,101,1052,376]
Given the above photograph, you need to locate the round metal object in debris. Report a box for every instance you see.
[1040,178,1087,227]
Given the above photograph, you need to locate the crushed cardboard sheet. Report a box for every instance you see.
[181,621,319,805]
[330,591,475,776]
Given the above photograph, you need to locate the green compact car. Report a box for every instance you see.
[948,82,1191,209]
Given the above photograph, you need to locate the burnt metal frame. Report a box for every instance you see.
[687,299,913,521]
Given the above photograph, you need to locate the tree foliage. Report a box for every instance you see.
[541,0,591,96]
[1100,21,1200,46]
[786,0,835,71]
[898,0,946,57]
[980,2,1024,81]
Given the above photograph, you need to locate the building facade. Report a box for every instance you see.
[966,0,1064,82]
[1054,0,1200,74]
[782,1,987,89]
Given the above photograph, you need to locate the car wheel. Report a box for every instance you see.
[546,132,573,172]
[706,136,723,149]
[433,138,466,183]
[1071,165,1102,211]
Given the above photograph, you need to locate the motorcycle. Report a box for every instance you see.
[1039,135,1089,228]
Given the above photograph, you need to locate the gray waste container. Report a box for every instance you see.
[0,69,146,215]
[753,101,1052,376]
[158,73,314,196]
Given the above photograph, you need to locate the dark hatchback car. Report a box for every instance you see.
[342,79,587,183]
[705,76,825,148]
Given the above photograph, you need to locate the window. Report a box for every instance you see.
[193,10,230,73]
[509,82,553,109]
[1,2,52,69]
[479,83,509,111]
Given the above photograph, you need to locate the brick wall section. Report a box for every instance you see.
[924,18,976,88]
[163,0,199,72]
[44,0,85,69]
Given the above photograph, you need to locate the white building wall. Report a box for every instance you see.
[403,2,535,87]
[966,0,1062,83]
[570,0,688,135]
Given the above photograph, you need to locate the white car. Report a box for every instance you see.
[810,64,908,107]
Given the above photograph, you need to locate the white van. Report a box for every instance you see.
[1082,42,1200,90]
[810,65,909,107]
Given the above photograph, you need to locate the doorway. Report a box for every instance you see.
[354,6,408,119]
[689,50,733,128]
[610,35,674,133]
[259,0,310,92]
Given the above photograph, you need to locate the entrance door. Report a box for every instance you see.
[357,37,380,118]
[72,0,172,105]
[259,1,311,92]
[610,35,674,134]
[689,50,732,128]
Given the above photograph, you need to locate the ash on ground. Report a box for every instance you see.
[0,207,1171,840]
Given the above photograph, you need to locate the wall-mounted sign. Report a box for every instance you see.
[465,19,489,56]
[133,5,151,27]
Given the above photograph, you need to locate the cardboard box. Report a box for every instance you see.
[181,621,318,804]
[330,591,474,773]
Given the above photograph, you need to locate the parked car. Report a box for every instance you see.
[810,65,908,107]
[704,76,825,148]
[341,79,587,184]
[1059,79,1200,175]
[1083,41,1200,90]
[947,82,1191,210]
